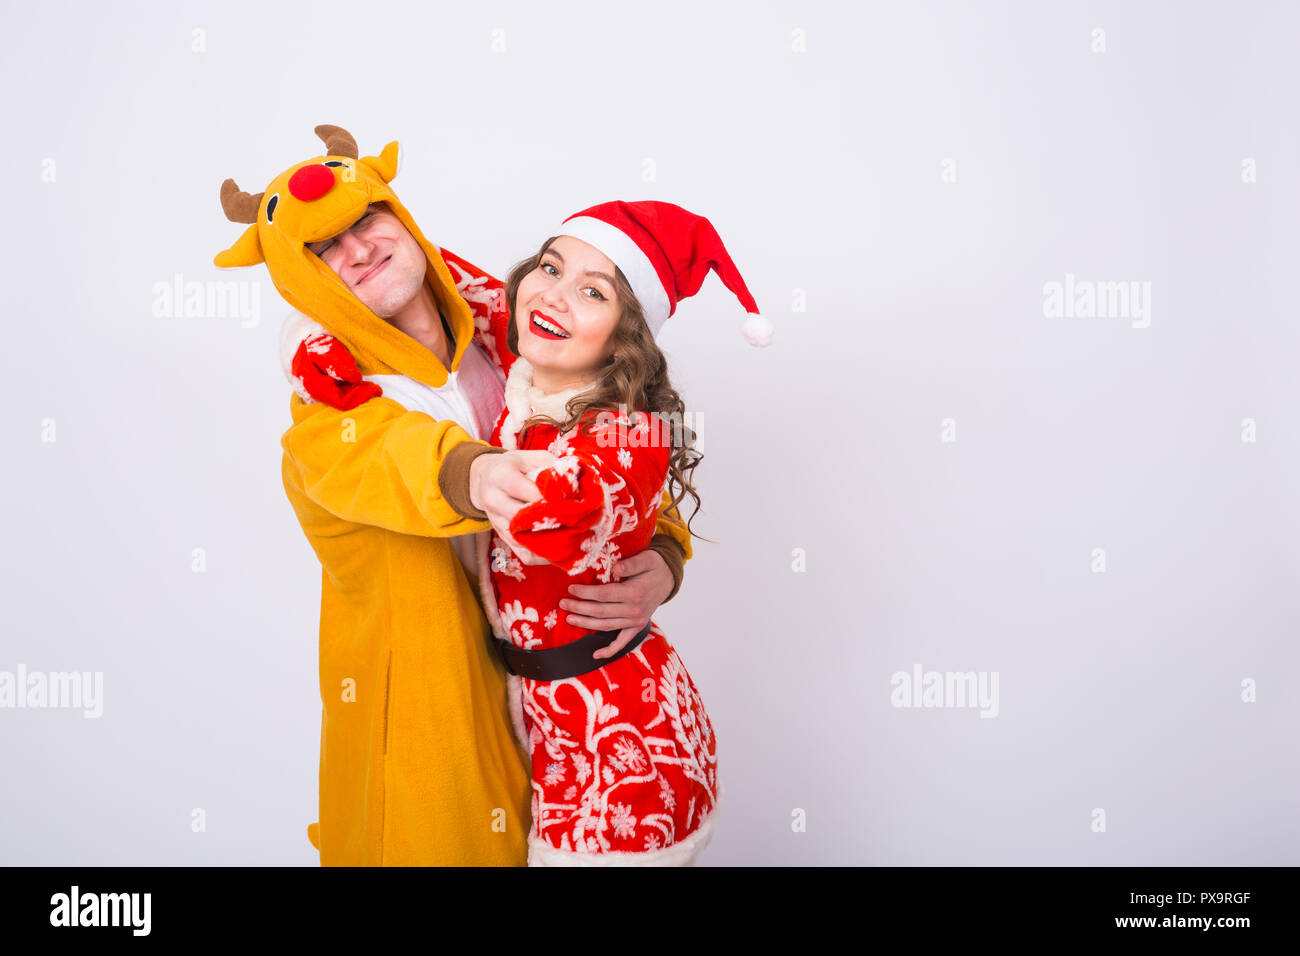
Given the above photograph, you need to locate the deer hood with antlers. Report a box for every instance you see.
[215,124,477,389]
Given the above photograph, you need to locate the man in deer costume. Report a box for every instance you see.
[215,125,692,866]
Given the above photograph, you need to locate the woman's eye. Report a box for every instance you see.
[539,261,603,299]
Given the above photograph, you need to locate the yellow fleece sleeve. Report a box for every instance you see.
[281,393,496,537]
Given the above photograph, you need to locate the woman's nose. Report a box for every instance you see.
[540,282,575,311]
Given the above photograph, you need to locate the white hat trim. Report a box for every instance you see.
[558,216,672,335]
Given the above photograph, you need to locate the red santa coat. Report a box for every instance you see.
[474,355,721,865]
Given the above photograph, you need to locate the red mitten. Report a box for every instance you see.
[290,332,383,411]
[507,459,607,569]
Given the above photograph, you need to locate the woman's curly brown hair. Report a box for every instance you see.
[504,236,706,543]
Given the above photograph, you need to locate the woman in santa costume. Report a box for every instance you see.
[478,200,770,865]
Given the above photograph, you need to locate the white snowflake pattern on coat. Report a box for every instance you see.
[443,253,509,374]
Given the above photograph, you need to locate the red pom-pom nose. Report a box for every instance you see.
[288,164,335,202]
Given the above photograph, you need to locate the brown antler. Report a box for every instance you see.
[315,124,359,160]
[220,178,264,224]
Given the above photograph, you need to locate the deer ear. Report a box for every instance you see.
[214,224,264,268]
[361,141,400,183]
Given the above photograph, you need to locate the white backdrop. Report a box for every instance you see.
[2,0,1297,866]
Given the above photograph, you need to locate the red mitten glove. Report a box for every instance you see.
[290,332,383,411]
[507,458,607,569]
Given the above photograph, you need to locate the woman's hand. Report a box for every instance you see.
[557,550,674,660]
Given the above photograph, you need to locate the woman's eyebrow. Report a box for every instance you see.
[545,249,614,285]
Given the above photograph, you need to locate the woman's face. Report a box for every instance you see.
[514,235,623,391]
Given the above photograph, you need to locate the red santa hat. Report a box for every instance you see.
[557,200,773,346]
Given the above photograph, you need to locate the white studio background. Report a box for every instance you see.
[2,0,1297,866]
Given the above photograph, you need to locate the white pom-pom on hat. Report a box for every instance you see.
[741,312,774,347]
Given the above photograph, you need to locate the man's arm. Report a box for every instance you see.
[282,392,505,536]
[648,489,692,600]
[557,491,691,657]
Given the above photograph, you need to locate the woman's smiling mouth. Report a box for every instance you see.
[355,256,392,286]
[530,310,571,339]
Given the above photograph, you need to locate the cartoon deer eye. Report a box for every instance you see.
[323,161,349,168]
[265,193,280,223]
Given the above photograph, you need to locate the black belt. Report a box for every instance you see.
[496,620,654,681]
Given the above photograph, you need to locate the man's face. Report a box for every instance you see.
[306,203,427,318]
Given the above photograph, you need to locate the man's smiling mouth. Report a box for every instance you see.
[355,256,392,286]
[531,310,571,338]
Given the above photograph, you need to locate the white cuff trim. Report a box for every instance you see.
[278,311,326,401]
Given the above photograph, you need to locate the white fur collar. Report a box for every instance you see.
[499,356,597,449]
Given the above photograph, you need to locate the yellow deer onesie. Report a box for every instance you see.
[215,125,692,865]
